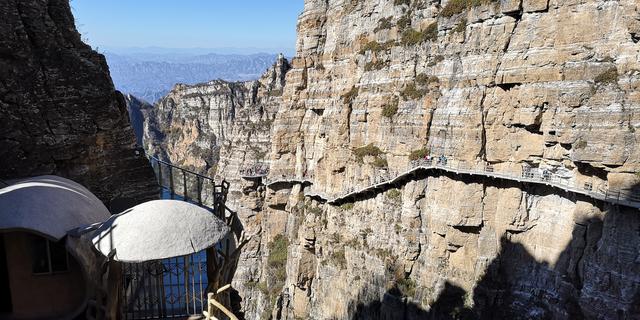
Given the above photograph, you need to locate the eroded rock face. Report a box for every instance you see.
[141,0,640,319]
[143,55,290,178]
[246,0,640,319]
[0,0,157,208]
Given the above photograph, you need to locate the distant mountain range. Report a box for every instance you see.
[105,52,282,103]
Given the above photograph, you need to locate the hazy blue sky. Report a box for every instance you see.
[72,0,303,54]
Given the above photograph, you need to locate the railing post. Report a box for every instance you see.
[169,166,174,199]
[197,176,202,205]
[182,169,189,202]
[157,160,163,198]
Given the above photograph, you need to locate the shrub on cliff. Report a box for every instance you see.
[365,60,389,71]
[372,156,389,168]
[594,67,619,85]
[260,234,289,317]
[453,18,468,34]
[416,73,439,86]
[409,147,430,160]
[398,13,412,30]
[375,17,394,32]
[401,83,427,100]
[382,101,399,118]
[354,143,384,162]
[401,22,438,46]
[360,40,395,54]
[440,0,498,18]
[342,86,359,104]
[268,234,289,269]
[387,189,402,202]
[330,248,347,269]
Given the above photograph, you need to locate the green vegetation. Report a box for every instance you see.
[261,234,290,318]
[416,73,439,86]
[360,40,395,54]
[428,55,445,67]
[372,156,389,168]
[268,234,289,269]
[381,98,399,118]
[453,18,468,34]
[401,83,427,100]
[401,22,438,46]
[267,89,283,96]
[594,67,619,85]
[396,277,417,297]
[353,143,384,162]
[440,0,498,18]
[398,13,412,30]
[394,0,411,6]
[244,280,260,289]
[409,147,430,160]
[330,232,342,243]
[387,188,402,202]
[365,60,389,71]
[375,17,394,32]
[394,223,402,234]
[342,86,359,104]
[341,203,355,210]
[375,248,392,259]
[330,248,347,269]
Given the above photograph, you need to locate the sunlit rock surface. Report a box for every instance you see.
[144,0,640,319]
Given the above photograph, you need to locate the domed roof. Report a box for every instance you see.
[91,200,229,262]
[0,176,111,241]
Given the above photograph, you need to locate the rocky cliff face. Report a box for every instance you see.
[245,0,640,319]
[142,0,640,319]
[143,54,290,179]
[0,0,158,208]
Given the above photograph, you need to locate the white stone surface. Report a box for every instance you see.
[0,175,110,240]
[91,200,229,262]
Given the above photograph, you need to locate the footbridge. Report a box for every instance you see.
[273,158,640,209]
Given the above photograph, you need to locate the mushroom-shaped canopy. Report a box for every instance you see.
[91,200,229,262]
[0,176,110,241]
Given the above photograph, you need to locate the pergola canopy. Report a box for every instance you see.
[91,200,229,263]
[0,176,110,241]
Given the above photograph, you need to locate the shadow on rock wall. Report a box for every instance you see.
[348,207,640,320]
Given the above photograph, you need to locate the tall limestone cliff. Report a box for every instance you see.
[249,0,640,319]
[142,0,640,319]
[0,0,158,208]
[143,54,290,179]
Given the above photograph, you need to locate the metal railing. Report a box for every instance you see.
[120,156,230,319]
[121,253,208,319]
[264,173,313,186]
[148,156,229,219]
[239,163,269,178]
[300,157,640,208]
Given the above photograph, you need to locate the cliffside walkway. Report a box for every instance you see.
[239,164,270,180]
[271,158,640,209]
[265,176,313,187]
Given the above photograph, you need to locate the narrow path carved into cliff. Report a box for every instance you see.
[264,159,640,209]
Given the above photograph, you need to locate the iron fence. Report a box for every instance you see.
[120,156,229,319]
[121,253,208,319]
